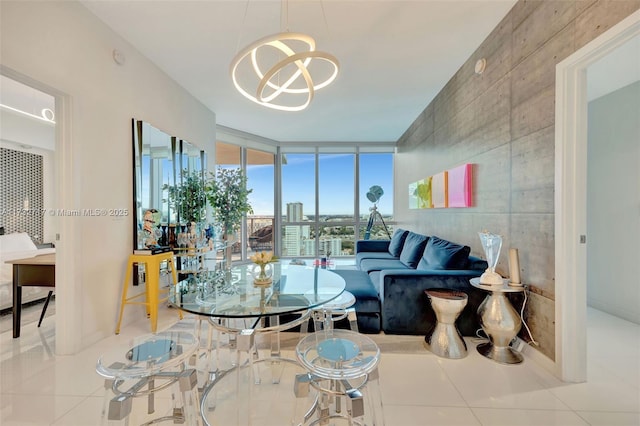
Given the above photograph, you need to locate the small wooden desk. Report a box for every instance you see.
[7,253,55,338]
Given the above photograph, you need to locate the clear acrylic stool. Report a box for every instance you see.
[309,290,358,333]
[294,329,385,425]
[96,330,201,425]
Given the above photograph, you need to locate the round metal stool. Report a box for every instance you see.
[294,329,384,425]
[96,330,200,425]
[424,289,468,359]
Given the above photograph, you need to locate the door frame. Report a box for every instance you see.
[554,10,640,382]
[0,66,81,354]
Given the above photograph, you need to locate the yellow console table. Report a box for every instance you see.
[115,251,182,334]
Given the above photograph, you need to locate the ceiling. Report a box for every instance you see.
[81,0,517,143]
[0,75,56,151]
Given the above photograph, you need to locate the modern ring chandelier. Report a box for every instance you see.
[230,2,339,112]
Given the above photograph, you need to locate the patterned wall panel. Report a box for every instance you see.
[0,147,44,242]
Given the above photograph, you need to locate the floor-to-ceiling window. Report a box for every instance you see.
[215,140,277,261]
[281,149,315,257]
[215,132,395,261]
[246,148,275,257]
[359,152,394,240]
[214,142,242,260]
[317,149,355,256]
[280,146,395,259]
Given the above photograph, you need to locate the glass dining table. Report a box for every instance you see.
[169,263,346,320]
[167,263,346,425]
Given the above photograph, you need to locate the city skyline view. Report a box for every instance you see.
[246,153,394,217]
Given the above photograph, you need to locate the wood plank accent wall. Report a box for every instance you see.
[395,0,640,360]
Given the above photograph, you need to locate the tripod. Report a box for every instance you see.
[364,205,391,240]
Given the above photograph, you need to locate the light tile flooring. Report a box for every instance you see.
[0,306,638,425]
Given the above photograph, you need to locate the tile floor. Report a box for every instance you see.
[0,305,638,425]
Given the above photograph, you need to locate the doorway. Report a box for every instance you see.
[0,66,79,354]
[555,10,640,382]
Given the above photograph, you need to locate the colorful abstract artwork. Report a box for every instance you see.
[416,177,432,209]
[408,163,472,209]
[447,163,473,207]
[408,181,419,209]
[431,171,448,208]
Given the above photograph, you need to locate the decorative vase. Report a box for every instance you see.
[252,263,273,286]
[478,231,504,286]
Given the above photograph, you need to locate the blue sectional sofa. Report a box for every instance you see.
[350,229,488,336]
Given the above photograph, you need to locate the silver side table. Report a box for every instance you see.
[470,277,525,364]
[424,289,468,359]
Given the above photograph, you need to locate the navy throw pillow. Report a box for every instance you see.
[399,232,429,268]
[418,236,471,270]
[388,228,409,257]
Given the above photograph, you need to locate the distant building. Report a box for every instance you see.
[286,202,303,222]
[319,238,342,257]
[303,238,315,257]
[282,224,310,256]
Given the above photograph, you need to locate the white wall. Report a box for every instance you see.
[587,81,640,324]
[1,1,217,348]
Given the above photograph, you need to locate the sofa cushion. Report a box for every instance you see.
[359,258,408,274]
[356,251,397,269]
[418,236,470,270]
[387,228,409,257]
[399,232,429,268]
[467,255,489,271]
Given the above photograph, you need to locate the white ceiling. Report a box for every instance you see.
[81,0,517,143]
[0,75,56,151]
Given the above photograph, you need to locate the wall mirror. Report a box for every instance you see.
[132,119,207,250]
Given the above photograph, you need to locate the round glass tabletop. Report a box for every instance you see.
[169,264,346,319]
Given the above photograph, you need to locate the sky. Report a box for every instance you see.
[140,151,394,218]
[247,153,393,216]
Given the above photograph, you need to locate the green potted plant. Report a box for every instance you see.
[164,169,207,224]
[205,167,253,265]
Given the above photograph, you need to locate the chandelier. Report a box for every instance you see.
[229,3,339,112]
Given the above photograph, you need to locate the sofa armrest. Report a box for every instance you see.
[356,240,390,253]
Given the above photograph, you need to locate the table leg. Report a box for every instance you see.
[147,261,161,334]
[12,266,22,338]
